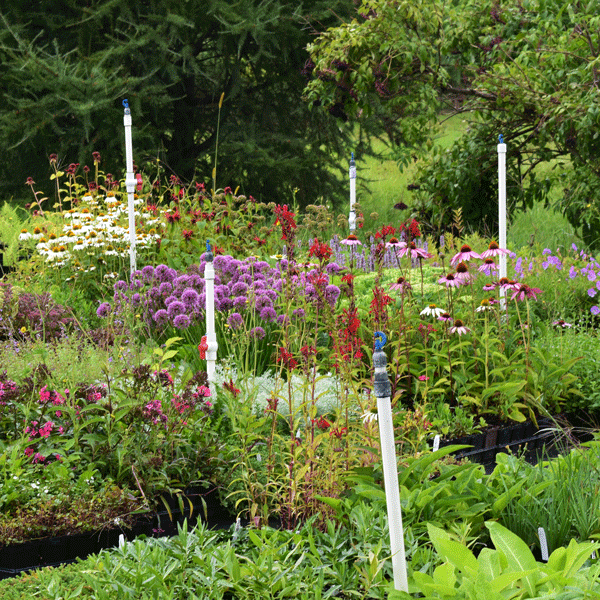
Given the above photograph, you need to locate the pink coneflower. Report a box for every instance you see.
[398,241,432,259]
[390,276,412,293]
[385,236,406,249]
[482,282,496,291]
[478,258,498,275]
[451,244,481,266]
[437,272,462,288]
[449,319,470,335]
[480,240,510,258]
[511,284,543,301]
[454,261,472,283]
[438,312,453,322]
[552,319,572,328]
[499,277,520,292]
[340,234,362,246]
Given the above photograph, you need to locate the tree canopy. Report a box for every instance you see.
[0,0,359,207]
[305,0,600,248]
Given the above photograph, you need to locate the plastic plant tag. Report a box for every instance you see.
[433,435,440,452]
[538,526,549,561]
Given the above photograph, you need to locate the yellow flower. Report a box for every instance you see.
[20,326,27,334]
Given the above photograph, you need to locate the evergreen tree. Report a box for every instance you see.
[0,0,359,208]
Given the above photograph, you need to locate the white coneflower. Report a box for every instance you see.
[420,303,445,317]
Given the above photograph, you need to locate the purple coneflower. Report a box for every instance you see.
[480,240,510,258]
[437,272,461,288]
[449,319,470,335]
[390,276,411,293]
[454,261,473,283]
[478,258,498,275]
[511,284,542,301]
[340,234,362,246]
[385,237,406,250]
[398,241,432,260]
[450,244,481,266]
[438,312,453,322]
[552,319,572,328]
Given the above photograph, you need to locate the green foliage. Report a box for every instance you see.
[393,521,600,600]
[0,0,360,209]
[307,0,600,247]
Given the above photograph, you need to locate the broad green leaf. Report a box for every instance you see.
[486,521,539,597]
[428,524,478,577]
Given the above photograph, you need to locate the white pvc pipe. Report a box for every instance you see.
[123,101,137,274]
[204,256,218,386]
[349,153,356,232]
[498,137,507,309]
[376,391,408,592]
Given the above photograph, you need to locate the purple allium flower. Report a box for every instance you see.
[159,282,173,296]
[233,296,248,309]
[115,280,128,292]
[153,309,169,326]
[232,282,249,296]
[167,301,186,318]
[255,295,273,311]
[249,326,266,340]
[141,265,155,280]
[96,302,111,318]
[260,306,277,322]
[173,314,191,329]
[292,308,305,320]
[326,262,341,275]
[181,288,199,306]
[132,293,141,305]
[164,295,178,306]
[324,284,341,305]
[154,264,176,282]
[277,314,290,326]
[227,313,244,330]
[217,297,234,311]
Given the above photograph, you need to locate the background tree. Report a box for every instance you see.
[0,0,362,208]
[305,0,600,248]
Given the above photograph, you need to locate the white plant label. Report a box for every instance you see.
[433,435,440,452]
[538,526,549,561]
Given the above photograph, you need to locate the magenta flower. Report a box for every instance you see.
[385,236,406,250]
[418,375,429,381]
[591,306,600,315]
[398,241,432,260]
[511,284,542,301]
[450,244,481,266]
[437,272,462,288]
[480,240,509,258]
[340,234,362,246]
[390,276,412,294]
[478,258,498,275]
[449,319,470,335]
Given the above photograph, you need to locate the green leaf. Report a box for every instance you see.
[486,521,539,597]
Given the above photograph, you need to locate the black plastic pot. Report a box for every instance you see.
[0,486,235,578]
